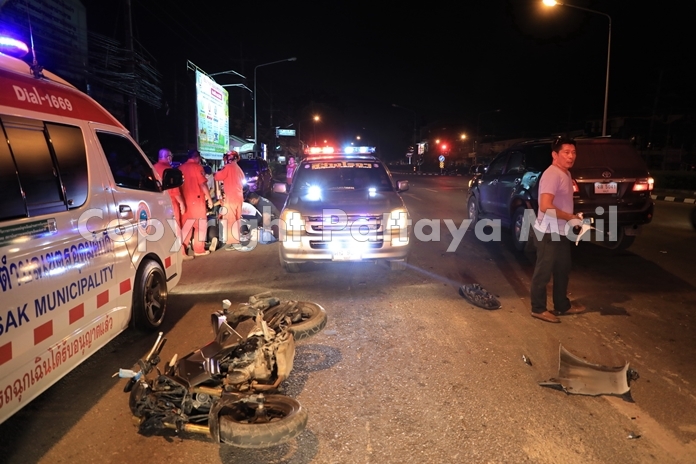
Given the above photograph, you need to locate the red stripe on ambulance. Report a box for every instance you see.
[69,303,85,325]
[120,278,131,295]
[165,256,172,268]
[34,321,53,345]
[0,342,11,366]
[97,290,109,308]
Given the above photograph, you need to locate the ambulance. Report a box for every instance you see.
[0,39,184,424]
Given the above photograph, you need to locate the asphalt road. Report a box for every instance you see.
[1,176,695,463]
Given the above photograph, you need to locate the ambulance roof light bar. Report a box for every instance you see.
[0,36,29,58]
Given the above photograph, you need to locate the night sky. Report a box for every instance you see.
[79,0,696,157]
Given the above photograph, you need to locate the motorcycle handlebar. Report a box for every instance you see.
[145,332,166,363]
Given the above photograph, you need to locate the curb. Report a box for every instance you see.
[651,194,696,203]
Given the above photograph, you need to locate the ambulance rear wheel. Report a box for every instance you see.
[132,260,167,330]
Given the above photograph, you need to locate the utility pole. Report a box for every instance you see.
[125,0,139,142]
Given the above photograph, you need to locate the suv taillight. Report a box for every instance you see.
[632,177,654,192]
[572,179,579,193]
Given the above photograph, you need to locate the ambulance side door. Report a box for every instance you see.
[91,129,180,289]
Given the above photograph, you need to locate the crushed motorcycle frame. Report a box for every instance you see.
[116,292,328,448]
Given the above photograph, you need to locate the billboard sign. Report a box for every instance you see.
[195,70,229,160]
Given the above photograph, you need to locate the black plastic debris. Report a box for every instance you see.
[538,345,639,398]
[458,284,501,310]
[522,355,533,366]
[627,432,641,439]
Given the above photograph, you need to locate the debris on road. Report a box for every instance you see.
[538,345,638,398]
[627,432,641,439]
[522,355,533,366]
[458,284,501,310]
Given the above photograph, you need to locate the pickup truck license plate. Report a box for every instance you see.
[594,182,617,194]
[332,248,361,261]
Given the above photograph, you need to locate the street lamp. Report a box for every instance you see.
[298,115,319,152]
[543,0,611,136]
[254,57,297,158]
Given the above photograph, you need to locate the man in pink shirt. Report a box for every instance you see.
[179,149,214,256]
[214,150,247,250]
[530,137,586,323]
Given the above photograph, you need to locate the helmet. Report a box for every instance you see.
[224,150,239,163]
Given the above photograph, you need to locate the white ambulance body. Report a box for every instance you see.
[0,51,183,424]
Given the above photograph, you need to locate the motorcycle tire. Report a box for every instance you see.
[287,301,328,341]
[218,395,307,448]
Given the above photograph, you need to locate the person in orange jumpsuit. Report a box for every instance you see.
[153,148,192,260]
[179,149,214,256]
[214,150,246,250]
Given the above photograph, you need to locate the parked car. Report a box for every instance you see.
[467,138,655,251]
[238,157,272,196]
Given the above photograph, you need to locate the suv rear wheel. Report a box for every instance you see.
[467,196,479,225]
[511,207,527,252]
[601,227,635,252]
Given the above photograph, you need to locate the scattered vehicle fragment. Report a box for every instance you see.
[538,345,639,398]
[458,284,502,309]
[522,355,533,366]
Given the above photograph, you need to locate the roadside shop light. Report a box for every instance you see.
[572,179,580,193]
[632,177,654,192]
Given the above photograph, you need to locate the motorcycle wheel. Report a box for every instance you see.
[288,301,328,341]
[218,395,307,448]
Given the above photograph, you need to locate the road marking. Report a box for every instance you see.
[425,188,439,193]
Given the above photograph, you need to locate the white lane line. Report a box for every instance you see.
[424,189,439,193]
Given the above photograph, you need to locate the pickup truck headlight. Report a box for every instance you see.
[386,208,410,246]
[279,209,304,245]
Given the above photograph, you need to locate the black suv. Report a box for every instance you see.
[467,138,655,251]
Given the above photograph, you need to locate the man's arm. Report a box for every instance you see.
[175,188,186,214]
[539,193,581,221]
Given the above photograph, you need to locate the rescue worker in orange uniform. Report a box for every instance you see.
[214,150,246,250]
[179,149,214,256]
[153,148,192,260]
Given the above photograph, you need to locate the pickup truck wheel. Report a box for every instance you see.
[389,259,407,271]
[467,196,479,225]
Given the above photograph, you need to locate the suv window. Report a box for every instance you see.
[294,160,393,191]
[524,144,552,171]
[574,142,645,169]
[486,153,508,176]
[0,115,88,220]
[98,132,159,192]
[505,151,525,174]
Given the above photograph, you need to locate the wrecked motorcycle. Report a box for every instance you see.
[116,292,327,448]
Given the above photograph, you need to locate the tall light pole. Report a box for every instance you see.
[543,0,611,136]
[475,109,501,163]
[254,57,297,158]
[391,103,418,148]
[298,115,319,153]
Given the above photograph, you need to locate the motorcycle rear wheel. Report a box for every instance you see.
[218,395,307,448]
[288,301,328,341]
